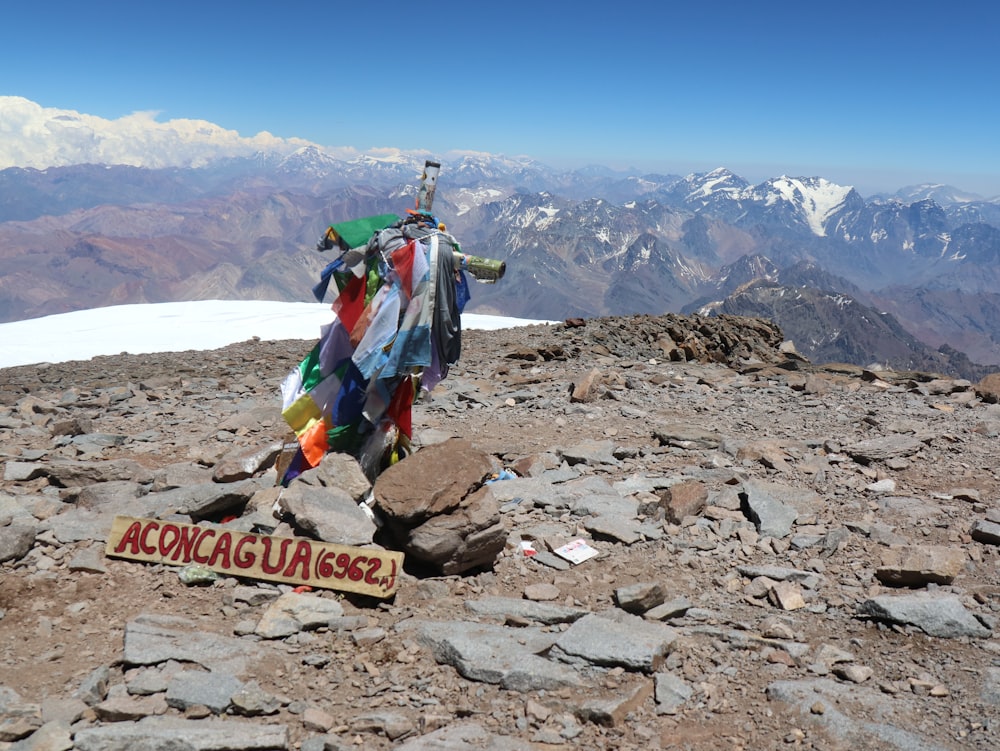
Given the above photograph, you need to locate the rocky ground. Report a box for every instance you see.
[2,312,1000,751]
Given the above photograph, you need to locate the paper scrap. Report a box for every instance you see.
[553,539,599,565]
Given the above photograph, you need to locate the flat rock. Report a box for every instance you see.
[558,439,620,467]
[551,611,678,673]
[583,514,643,544]
[72,716,288,751]
[165,669,245,714]
[394,721,530,751]
[652,423,722,450]
[857,593,991,638]
[844,435,924,464]
[150,479,261,519]
[212,441,282,482]
[123,614,250,674]
[254,592,345,639]
[767,678,943,751]
[875,545,966,586]
[0,522,36,563]
[463,596,589,625]
[412,619,583,691]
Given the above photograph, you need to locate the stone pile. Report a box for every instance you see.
[1,314,1000,750]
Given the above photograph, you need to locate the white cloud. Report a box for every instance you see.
[0,96,314,169]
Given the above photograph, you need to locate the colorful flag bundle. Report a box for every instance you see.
[279,213,470,483]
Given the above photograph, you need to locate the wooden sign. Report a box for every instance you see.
[105,516,403,599]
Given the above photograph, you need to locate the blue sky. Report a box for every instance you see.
[3,0,1000,195]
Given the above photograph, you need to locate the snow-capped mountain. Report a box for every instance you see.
[2,125,1000,376]
[893,183,996,205]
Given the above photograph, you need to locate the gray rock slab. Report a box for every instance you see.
[857,593,991,638]
[0,522,36,564]
[971,519,1000,545]
[540,476,621,513]
[463,596,590,625]
[394,721,531,751]
[569,492,638,519]
[254,592,345,639]
[654,672,694,714]
[165,669,245,714]
[737,565,822,588]
[530,550,572,570]
[34,459,156,487]
[6,719,72,750]
[412,620,583,691]
[39,508,114,545]
[149,479,261,520]
[981,667,1000,705]
[767,678,944,751]
[292,451,372,501]
[615,582,666,614]
[229,681,281,717]
[844,435,924,464]
[558,439,620,467]
[275,483,375,546]
[477,477,552,506]
[583,514,643,544]
[740,481,798,539]
[72,716,288,751]
[0,686,42,743]
[75,480,146,510]
[652,423,722,450]
[212,441,282,483]
[3,461,44,482]
[551,611,678,673]
[0,494,35,525]
[152,462,214,492]
[123,613,250,674]
[644,598,693,621]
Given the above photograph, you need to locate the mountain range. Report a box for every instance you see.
[1,147,999,379]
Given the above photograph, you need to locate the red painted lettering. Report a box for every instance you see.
[139,521,159,555]
[261,537,291,574]
[233,534,257,569]
[113,521,144,555]
[283,540,312,580]
[192,528,216,564]
[207,531,233,569]
[363,557,382,586]
[159,524,180,558]
[171,525,201,562]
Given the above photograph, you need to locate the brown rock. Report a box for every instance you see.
[769,581,806,611]
[876,546,966,587]
[659,481,709,524]
[571,368,603,403]
[975,372,1000,403]
[394,484,507,575]
[211,440,282,482]
[373,438,494,525]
